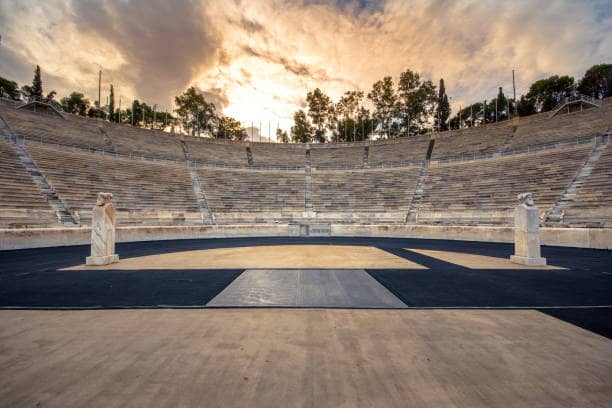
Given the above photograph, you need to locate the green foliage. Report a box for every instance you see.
[336,106,374,142]
[108,85,115,122]
[335,91,369,142]
[367,76,397,137]
[130,100,144,126]
[174,86,216,136]
[215,116,247,140]
[31,65,43,99]
[526,75,574,112]
[495,87,509,121]
[0,76,20,99]
[291,110,313,143]
[397,69,436,134]
[276,128,289,143]
[336,91,363,118]
[449,102,483,129]
[577,64,612,98]
[306,88,333,140]
[60,92,90,116]
[517,95,536,116]
[87,106,107,119]
[435,78,450,131]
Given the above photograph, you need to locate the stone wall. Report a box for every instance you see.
[1,224,610,251]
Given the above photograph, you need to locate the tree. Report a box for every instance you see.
[526,75,574,112]
[335,91,364,142]
[174,86,216,136]
[60,92,90,116]
[108,85,115,122]
[516,95,536,117]
[131,100,144,126]
[449,103,483,129]
[276,128,289,143]
[495,87,508,121]
[397,69,437,135]
[215,116,247,140]
[87,106,107,119]
[306,88,332,142]
[368,76,397,138]
[291,110,313,143]
[0,76,20,99]
[435,78,450,131]
[578,64,612,98]
[30,65,43,99]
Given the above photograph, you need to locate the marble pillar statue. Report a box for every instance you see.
[86,192,119,266]
[510,192,547,266]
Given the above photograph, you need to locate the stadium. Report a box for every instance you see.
[1,1,612,407]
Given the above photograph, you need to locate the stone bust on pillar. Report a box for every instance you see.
[510,192,546,266]
[86,192,119,266]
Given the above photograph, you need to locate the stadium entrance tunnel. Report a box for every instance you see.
[1,237,611,338]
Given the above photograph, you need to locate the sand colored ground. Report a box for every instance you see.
[0,309,610,408]
[406,248,565,269]
[65,245,425,270]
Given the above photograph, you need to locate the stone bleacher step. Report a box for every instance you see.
[11,142,80,227]
[545,137,608,224]
[187,164,215,224]
[405,162,429,223]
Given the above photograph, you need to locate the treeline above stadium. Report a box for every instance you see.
[0,63,610,143]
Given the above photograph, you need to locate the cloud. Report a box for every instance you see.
[1,0,610,127]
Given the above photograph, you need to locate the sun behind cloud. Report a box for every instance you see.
[1,0,610,128]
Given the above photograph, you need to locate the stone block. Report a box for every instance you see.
[86,254,120,266]
[509,255,547,266]
[86,192,119,266]
[510,193,546,266]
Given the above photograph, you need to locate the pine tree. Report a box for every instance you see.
[109,85,115,122]
[496,87,508,120]
[31,65,43,99]
[435,78,451,131]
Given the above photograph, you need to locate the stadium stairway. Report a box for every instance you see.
[545,135,610,226]
[305,148,313,213]
[99,127,115,151]
[11,143,79,227]
[181,139,214,224]
[187,164,215,225]
[0,116,78,227]
[405,162,429,223]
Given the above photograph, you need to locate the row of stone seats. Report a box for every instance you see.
[562,144,612,227]
[430,122,514,159]
[100,121,185,161]
[24,143,201,226]
[0,105,107,149]
[368,135,431,164]
[250,143,306,167]
[311,166,421,214]
[197,167,305,223]
[509,105,611,149]
[310,145,364,168]
[186,137,248,166]
[418,144,593,225]
[0,137,59,228]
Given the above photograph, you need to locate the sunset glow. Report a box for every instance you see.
[1,0,610,129]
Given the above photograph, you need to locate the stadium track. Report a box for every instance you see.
[1,236,611,338]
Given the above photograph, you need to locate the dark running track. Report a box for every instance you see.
[1,237,611,338]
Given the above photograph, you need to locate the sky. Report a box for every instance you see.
[1,0,611,133]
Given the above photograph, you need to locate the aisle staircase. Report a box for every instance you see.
[545,136,608,225]
[0,115,79,227]
[181,140,214,224]
[405,162,429,224]
[305,148,313,213]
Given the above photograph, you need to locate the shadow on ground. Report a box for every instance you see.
[1,237,610,337]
